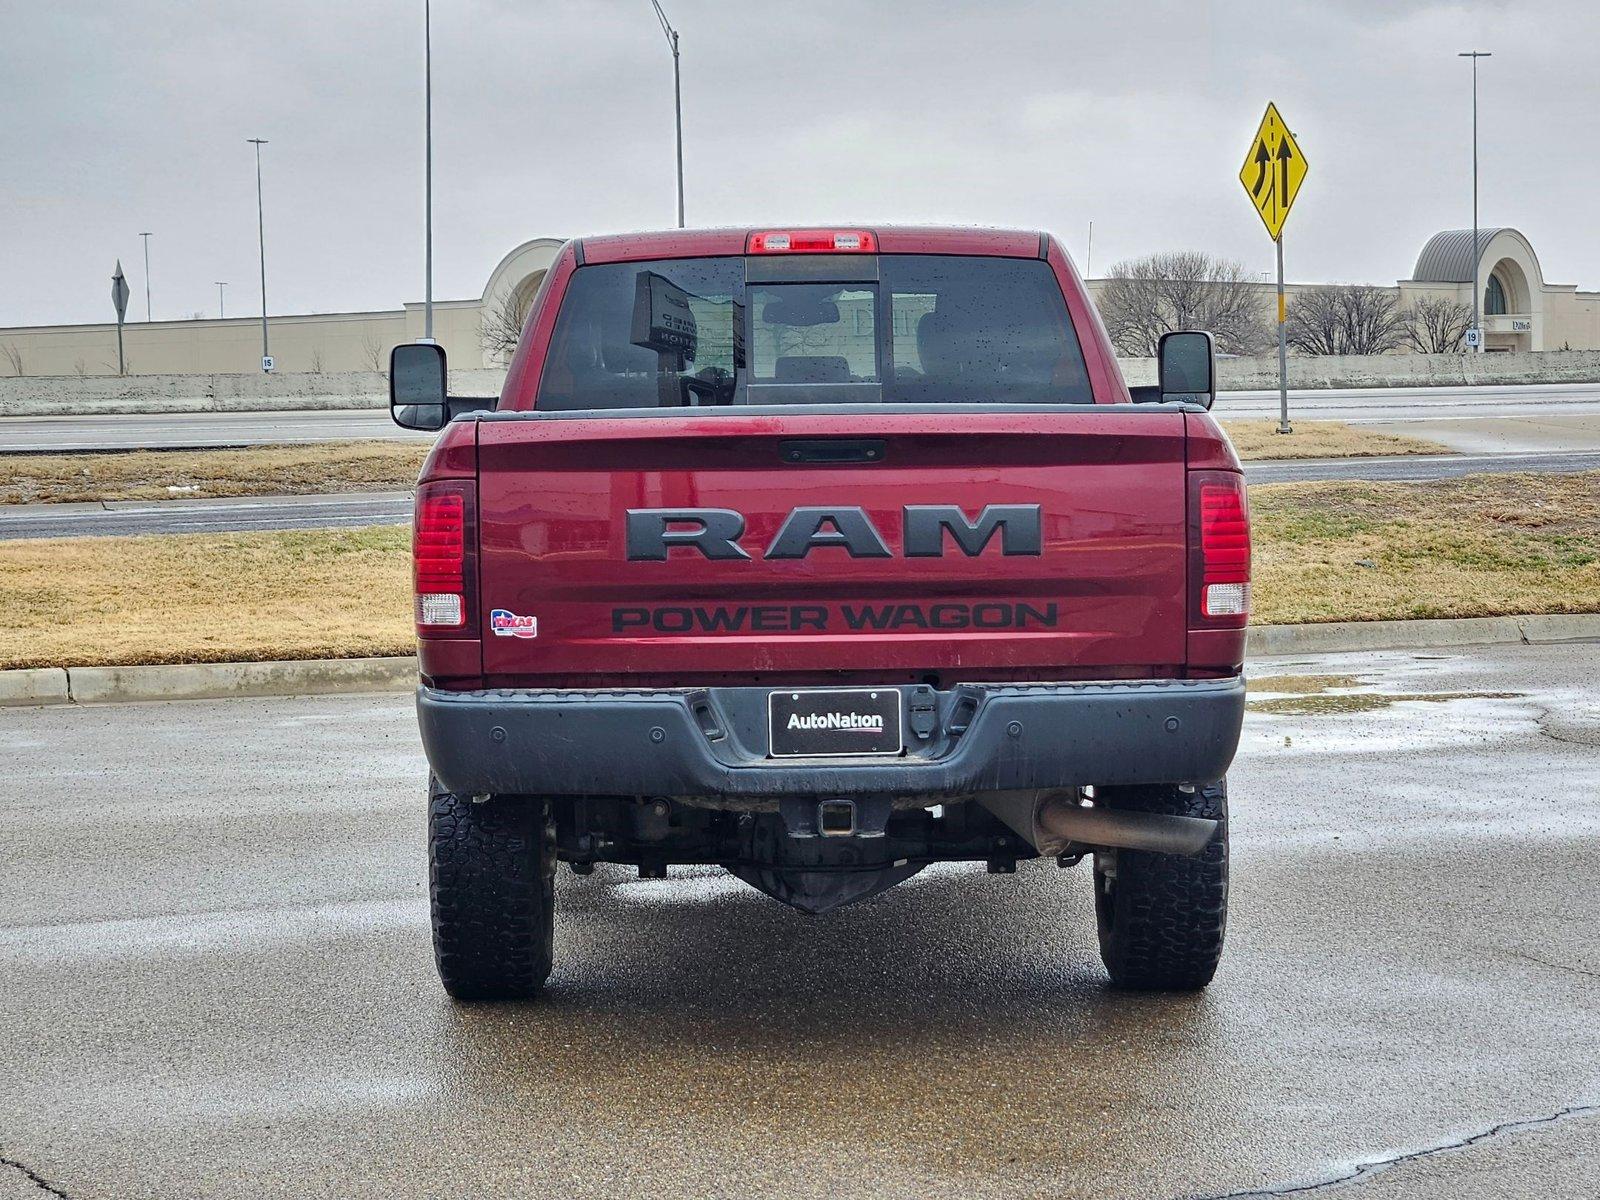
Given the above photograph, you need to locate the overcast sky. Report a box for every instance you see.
[2,0,1596,327]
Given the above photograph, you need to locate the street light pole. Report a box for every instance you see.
[140,232,153,321]
[215,282,228,319]
[651,1,684,228]
[247,138,271,370]
[1459,51,1491,353]
[423,0,434,341]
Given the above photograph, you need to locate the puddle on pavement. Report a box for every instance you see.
[1247,671,1523,715]
[1249,687,1524,716]
[1249,673,1364,695]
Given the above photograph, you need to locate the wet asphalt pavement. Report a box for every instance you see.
[3,642,1599,1199]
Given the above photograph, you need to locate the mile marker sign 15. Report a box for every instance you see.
[1239,102,1308,240]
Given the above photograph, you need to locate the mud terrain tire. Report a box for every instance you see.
[1093,780,1228,991]
[429,779,555,1000]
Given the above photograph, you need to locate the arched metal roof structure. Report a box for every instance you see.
[1412,228,1511,282]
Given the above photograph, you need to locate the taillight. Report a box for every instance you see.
[1189,470,1250,627]
[747,229,877,254]
[414,480,476,635]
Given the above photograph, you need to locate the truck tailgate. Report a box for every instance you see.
[475,409,1187,684]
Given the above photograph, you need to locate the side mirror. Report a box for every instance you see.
[390,342,448,430]
[1158,330,1216,409]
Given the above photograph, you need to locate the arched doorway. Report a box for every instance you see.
[1482,256,1534,350]
[479,238,565,366]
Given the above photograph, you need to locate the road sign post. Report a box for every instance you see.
[111,260,130,376]
[1275,236,1289,434]
[1239,102,1307,435]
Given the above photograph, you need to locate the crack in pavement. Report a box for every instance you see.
[1538,723,1600,748]
[1182,1104,1600,1199]
[1507,948,1600,983]
[1531,704,1600,749]
[0,1155,73,1199]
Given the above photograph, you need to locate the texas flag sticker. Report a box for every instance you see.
[489,609,538,639]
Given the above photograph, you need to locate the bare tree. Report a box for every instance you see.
[360,332,387,372]
[73,358,88,377]
[1095,252,1271,357]
[1402,295,1473,354]
[480,290,529,364]
[1287,285,1406,356]
[308,344,326,373]
[0,343,23,376]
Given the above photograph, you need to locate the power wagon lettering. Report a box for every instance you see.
[611,601,1059,634]
[625,505,1043,561]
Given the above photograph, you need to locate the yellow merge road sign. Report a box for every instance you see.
[1240,102,1307,240]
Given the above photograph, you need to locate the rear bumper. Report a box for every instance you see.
[417,676,1245,801]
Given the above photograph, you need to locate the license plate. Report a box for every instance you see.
[768,688,903,758]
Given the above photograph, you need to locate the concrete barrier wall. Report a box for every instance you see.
[1118,348,1600,391]
[4,350,1600,418]
[0,368,508,418]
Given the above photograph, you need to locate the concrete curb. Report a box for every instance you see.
[3,614,1598,707]
[0,667,70,706]
[21,656,416,707]
[1246,615,1524,655]
[1246,613,1600,656]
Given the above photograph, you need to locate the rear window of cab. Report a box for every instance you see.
[534,255,1093,410]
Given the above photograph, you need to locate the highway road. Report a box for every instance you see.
[3,451,1598,539]
[4,381,1600,451]
[3,642,1598,1198]
[0,490,415,539]
[1213,379,1600,423]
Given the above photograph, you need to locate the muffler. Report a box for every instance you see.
[980,790,1218,858]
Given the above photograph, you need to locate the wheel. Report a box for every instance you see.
[428,777,555,1000]
[1093,780,1228,991]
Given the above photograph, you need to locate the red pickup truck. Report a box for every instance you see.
[390,227,1249,1000]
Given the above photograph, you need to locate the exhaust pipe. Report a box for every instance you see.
[979,790,1218,858]
[1035,797,1217,857]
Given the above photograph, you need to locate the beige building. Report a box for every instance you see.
[0,238,564,378]
[0,229,1595,378]
[1399,227,1600,352]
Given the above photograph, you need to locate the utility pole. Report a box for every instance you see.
[139,232,153,321]
[215,281,228,319]
[1085,220,1093,277]
[651,1,684,228]
[1459,51,1491,353]
[247,138,272,370]
[423,0,435,341]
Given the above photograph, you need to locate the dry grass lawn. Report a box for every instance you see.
[0,441,429,505]
[1,471,1595,669]
[0,527,412,669]
[1221,420,1449,461]
[1252,470,1600,623]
